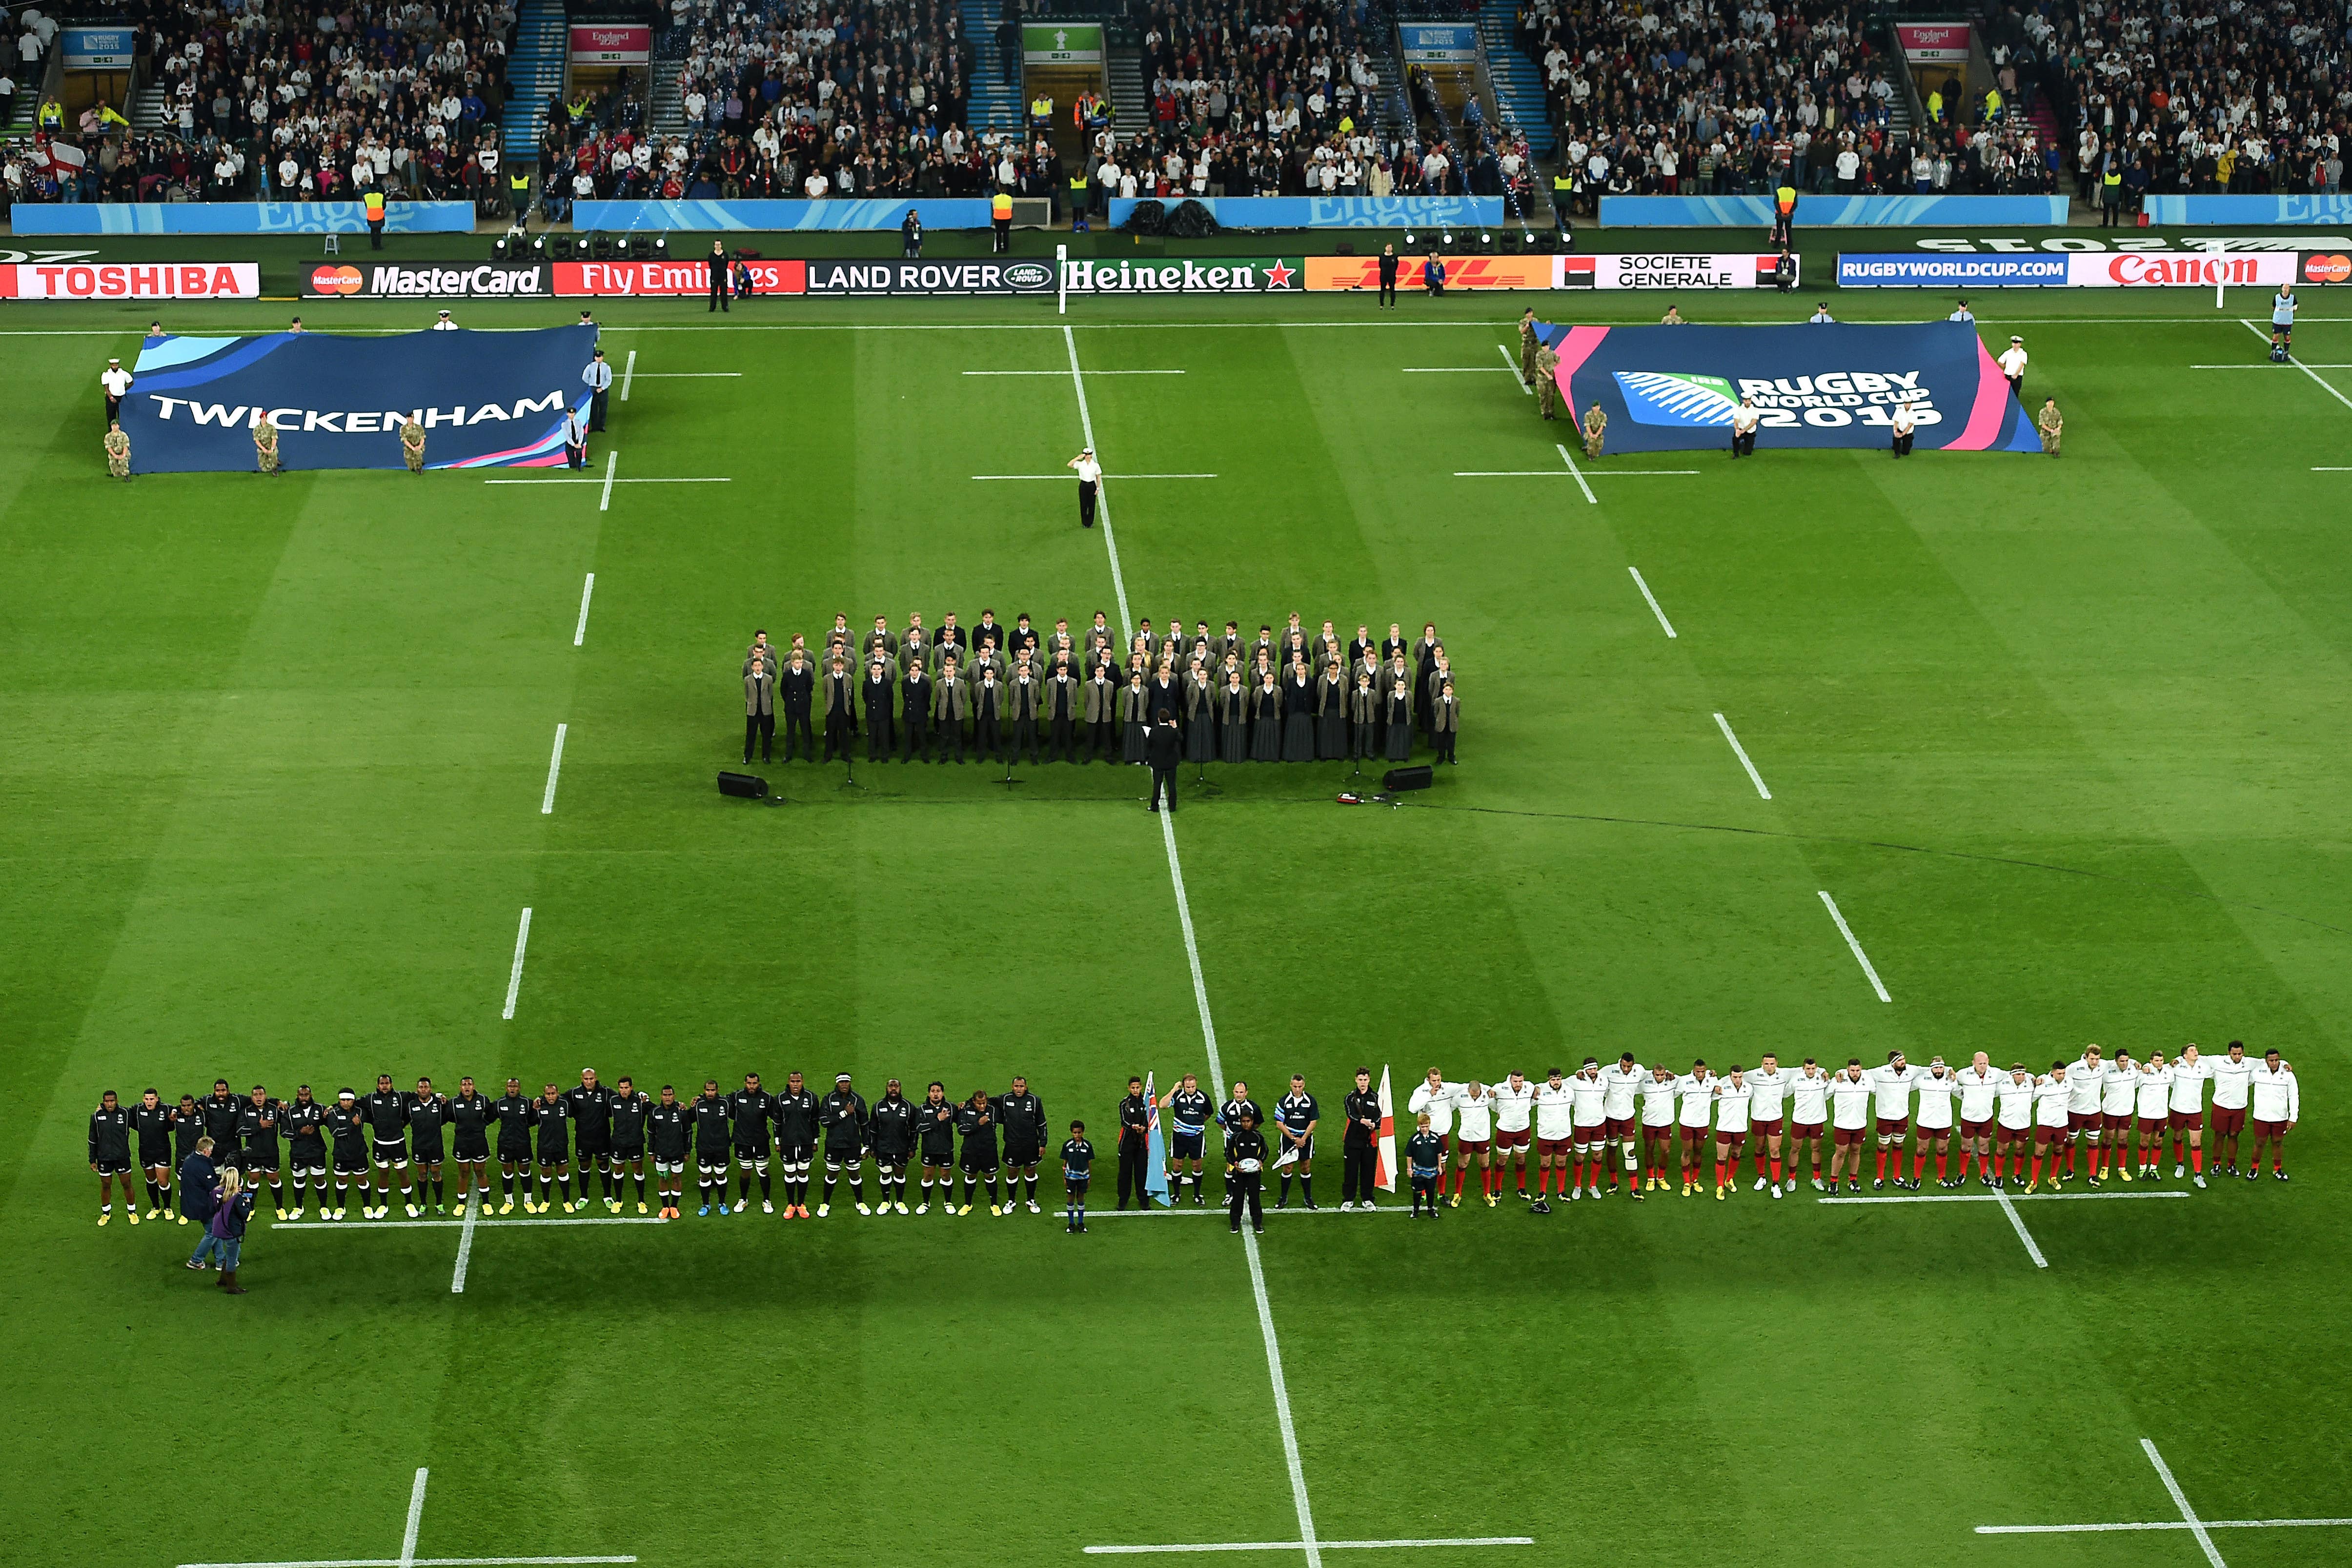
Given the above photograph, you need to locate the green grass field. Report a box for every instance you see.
[5,285,2349,1568]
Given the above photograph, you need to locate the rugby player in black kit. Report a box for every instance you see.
[608,1075,652,1213]
[491,1077,535,1213]
[358,1073,412,1219]
[563,1069,616,1211]
[648,1085,691,1218]
[869,1079,918,1215]
[405,1077,448,1216]
[446,1077,495,1213]
[282,1086,327,1220]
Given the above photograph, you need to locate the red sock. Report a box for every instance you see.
[1912,1153,1926,1179]
[1754,1151,1767,1177]
[1770,1158,1782,1182]
[1515,1164,1526,1192]
[1935,1154,1947,1180]
[2063,1143,2076,1174]
[2030,1155,2042,1183]
[2191,1147,2203,1173]
[1874,1151,1887,1180]
[1992,1154,2004,1179]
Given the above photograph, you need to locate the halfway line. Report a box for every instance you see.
[181,1559,636,1567]
[1977,1519,2352,1536]
[964,368,1183,375]
[972,473,1217,480]
[501,908,532,1020]
[1627,567,1677,638]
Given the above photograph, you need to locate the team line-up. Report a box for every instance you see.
[81,1045,2301,1231]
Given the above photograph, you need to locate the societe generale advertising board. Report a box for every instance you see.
[0,262,260,299]
[1304,254,1784,291]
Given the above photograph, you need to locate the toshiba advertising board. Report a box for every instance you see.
[3,262,260,300]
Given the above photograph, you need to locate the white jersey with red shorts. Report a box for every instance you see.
[1567,1073,1608,1147]
[2099,1063,2138,1129]
[1639,1074,1679,1131]
[1534,1082,1576,1156]
[1602,1064,1644,1138]
[1714,1079,1752,1141]
[2133,1065,2172,1133]
[1827,1074,1873,1144]
[1956,1065,2000,1137]
[1489,1079,1535,1150]
[1868,1063,1915,1135]
[1994,1074,2036,1135]
[1913,1069,1958,1134]
[2168,1057,2211,1130]
[2033,1075,2072,1144]
[1789,1068,1831,1133]
[1746,1067,1788,1135]
[2249,1062,2299,1133]
[2208,1055,2254,1136]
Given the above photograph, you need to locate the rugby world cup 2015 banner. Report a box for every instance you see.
[11,201,477,236]
[1531,321,2040,454]
[122,325,597,474]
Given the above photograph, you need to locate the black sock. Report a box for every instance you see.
[1302,1176,1313,1205]
[758,1170,771,1200]
[1280,1174,1294,1204]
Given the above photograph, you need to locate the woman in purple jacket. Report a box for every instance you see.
[186,1167,253,1294]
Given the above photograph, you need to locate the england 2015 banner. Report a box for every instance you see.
[122,325,597,473]
[1531,321,2042,453]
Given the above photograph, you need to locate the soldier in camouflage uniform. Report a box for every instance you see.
[1534,344,1561,420]
[2036,397,2063,456]
[1581,402,1607,459]
[1517,308,1540,386]
[401,416,427,473]
[254,420,281,476]
[103,420,132,479]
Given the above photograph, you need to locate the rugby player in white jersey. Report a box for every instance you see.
[1601,1052,1644,1196]
[1532,1067,1577,1213]
[1789,1057,1832,1191]
[1746,1052,1789,1194]
[2208,1040,2255,1177]
[1566,1059,1612,1201]
[1955,1051,2002,1187]
[1406,1068,1459,1191]
[1638,1063,1680,1192]
[2095,1047,2139,1183]
[1452,1079,1496,1206]
[2028,1060,2073,1192]
[1673,1061,1717,1197]
[2131,1051,2173,1179]
[1825,1060,1874,1193]
[1490,1069,1537,1203]
[2064,1042,2109,1181]
[2249,1046,2299,1181]
[2167,1042,2211,1185]
[1867,1050,1918,1190]
[1711,1066,1753,1200]
[1912,1056,1960,1187]
[1992,1062,2037,1185]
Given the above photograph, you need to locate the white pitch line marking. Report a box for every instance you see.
[964,368,1184,375]
[1084,1541,1535,1556]
[401,1469,427,1568]
[1402,366,1518,373]
[599,450,618,511]
[2191,362,2352,368]
[627,371,743,377]
[618,349,635,400]
[501,907,532,1020]
[1454,469,1701,477]
[1712,713,1771,799]
[540,723,567,814]
[1086,1203,1414,1218]
[2143,1439,2229,1568]
[2238,319,2352,411]
[1498,342,1533,392]
[971,472,1217,480]
[1994,1192,2048,1268]
[1553,442,1599,505]
[1817,890,1890,1002]
[182,1560,634,1567]
[1820,1191,2189,1204]
[482,477,730,486]
[276,1215,667,1230]
[1063,325,1134,640]
[572,573,595,647]
[450,1196,479,1293]
[1627,567,1677,638]
[2311,466,2352,470]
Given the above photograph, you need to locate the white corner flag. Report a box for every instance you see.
[1374,1065,1398,1192]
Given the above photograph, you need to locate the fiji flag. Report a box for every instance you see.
[1143,1071,1171,1206]
[1374,1065,1398,1192]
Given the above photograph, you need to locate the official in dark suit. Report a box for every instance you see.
[1146,710,1182,812]
[707,241,731,312]
[744,656,776,763]
[1378,243,1399,307]
[779,652,816,760]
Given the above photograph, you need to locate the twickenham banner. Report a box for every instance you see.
[1531,321,2041,454]
[121,325,597,474]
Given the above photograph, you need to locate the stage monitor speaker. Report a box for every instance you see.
[718,771,769,799]
[1381,765,1434,793]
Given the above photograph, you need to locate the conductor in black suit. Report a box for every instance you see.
[707,241,731,312]
[1377,243,1399,308]
[1146,709,1181,812]
[778,650,816,760]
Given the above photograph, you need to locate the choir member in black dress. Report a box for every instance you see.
[1349,672,1380,758]
[1183,660,1217,764]
[1120,671,1151,762]
[1218,673,1251,763]
[1280,658,1317,762]
[1249,672,1283,761]
[1384,679,1416,761]
[1315,659,1348,759]
[864,658,895,760]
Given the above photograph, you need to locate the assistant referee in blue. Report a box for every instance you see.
[584,348,613,431]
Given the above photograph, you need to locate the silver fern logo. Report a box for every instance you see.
[1614,370,1739,427]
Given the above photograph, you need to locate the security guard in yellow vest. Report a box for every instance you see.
[1552,169,1573,221]
[364,189,386,249]
[1771,179,1797,246]
[509,170,532,224]
[1070,165,1091,230]
[1030,93,1054,129]
[992,188,1014,253]
[2100,165,2123,227]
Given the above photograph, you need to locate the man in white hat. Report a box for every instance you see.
[1999,334,2028,401]
[431,308,458,330]
[100,355,132,425]
[1067,445,1103,529]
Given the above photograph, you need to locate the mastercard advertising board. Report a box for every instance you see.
[2300,251,2352,284]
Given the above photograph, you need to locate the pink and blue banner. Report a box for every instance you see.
[1533,320,2041,453]
[123,325,596,473]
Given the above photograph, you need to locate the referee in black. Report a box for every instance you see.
[1115,1076,1151,1208]
[1067,447,1102,528]
[707,240,731,312]
[1225,1109,1267,1235]
[1377,243,1399,308]
[1341,1067,1380,1208]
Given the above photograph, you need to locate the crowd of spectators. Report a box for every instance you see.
[2066,0,2350,202]
[4,0,518,209]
